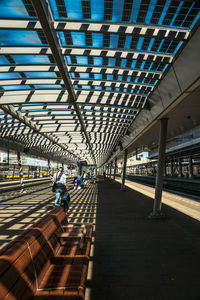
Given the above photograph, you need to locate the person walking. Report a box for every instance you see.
[52,167,67,207]
[103,171,106,180]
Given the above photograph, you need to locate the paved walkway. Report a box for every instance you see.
[88,178,200,300]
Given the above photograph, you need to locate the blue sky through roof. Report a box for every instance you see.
[92,33,103,47]
[94,74,102,80]
[24,72,59,78]
[48,0,199,29]
[2,85,31,90]
[0,30,42,46]
[34,85,63,89]
[0,56,11,65]
[91,0,104,21]
[0,73,21,79]
[93,57,103,66]
[12,55,51,65]
[76,56,88,65]
[0,0,32,18]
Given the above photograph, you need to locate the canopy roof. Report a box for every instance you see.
[0,0,199,166]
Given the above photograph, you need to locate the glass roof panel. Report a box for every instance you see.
[33,85,63,89]
[94,74,102,80]
[24,72,59,78]
[93,57,103,66]
[49,0,200,29]
[0,0,33,18]
[72,32,86,47]
[76,56,88,65]
[2,85,31,90]
[0,30,42,46]
[11,55,51,65]
[110,34,118,48]
[108,58,116,67]
[0,56,11,65]
[79,73,90,79]
[0,73,21,79]
[91,0,104,21]
[92,33,103,47]
[60,31,86,47]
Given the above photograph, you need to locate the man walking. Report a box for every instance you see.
[52,167,67,207]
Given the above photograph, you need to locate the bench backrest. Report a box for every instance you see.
[0,208,66,300]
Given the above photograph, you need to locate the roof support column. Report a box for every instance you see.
[48,159,51,177]
[163,160,166,177]
[121,149,128,191]
[17,152,24,194]
[188,156,193,178]
[150,118,168,218]
[170,160,174,176]
[178,158,182,178]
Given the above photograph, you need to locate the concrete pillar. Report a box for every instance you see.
[170,161,174,176]
[178,158,182,178]
[163,160,167,177]
[121,149,128,191]
[12,165,15,181]
[48,159,51,177]
[188,156,193,178]
[151,118,168,217]
[114,158,117,180]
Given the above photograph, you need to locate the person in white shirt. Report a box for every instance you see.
[82,171,87,186]
[52,167,67,207]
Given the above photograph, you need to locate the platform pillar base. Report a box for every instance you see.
[148,211,166,219]
[120,187,126,191]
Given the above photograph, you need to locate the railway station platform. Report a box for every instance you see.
[0,178,200,300]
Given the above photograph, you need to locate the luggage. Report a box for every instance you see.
[60,191,70,212]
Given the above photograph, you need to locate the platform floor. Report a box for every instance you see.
[0,177,200,299]
[87,177,200,300]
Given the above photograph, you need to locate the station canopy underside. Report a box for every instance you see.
[0,0,199,166]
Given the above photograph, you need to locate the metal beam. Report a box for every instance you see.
[0,18,191,33]
[19,102,139,112]
[64,46,174,60]
[1,104,57,142]
[76,88,149,97]
[70,66,162,76]
[0,19,190,39]
[54,20,191,34]
[31,0,95,163]
[0,75,157,87]
[0,104,77,159]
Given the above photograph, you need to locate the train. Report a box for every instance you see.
[125,158,200,178]
[0,163,70,181]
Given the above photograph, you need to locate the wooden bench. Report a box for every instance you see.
[0,207,93,300]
